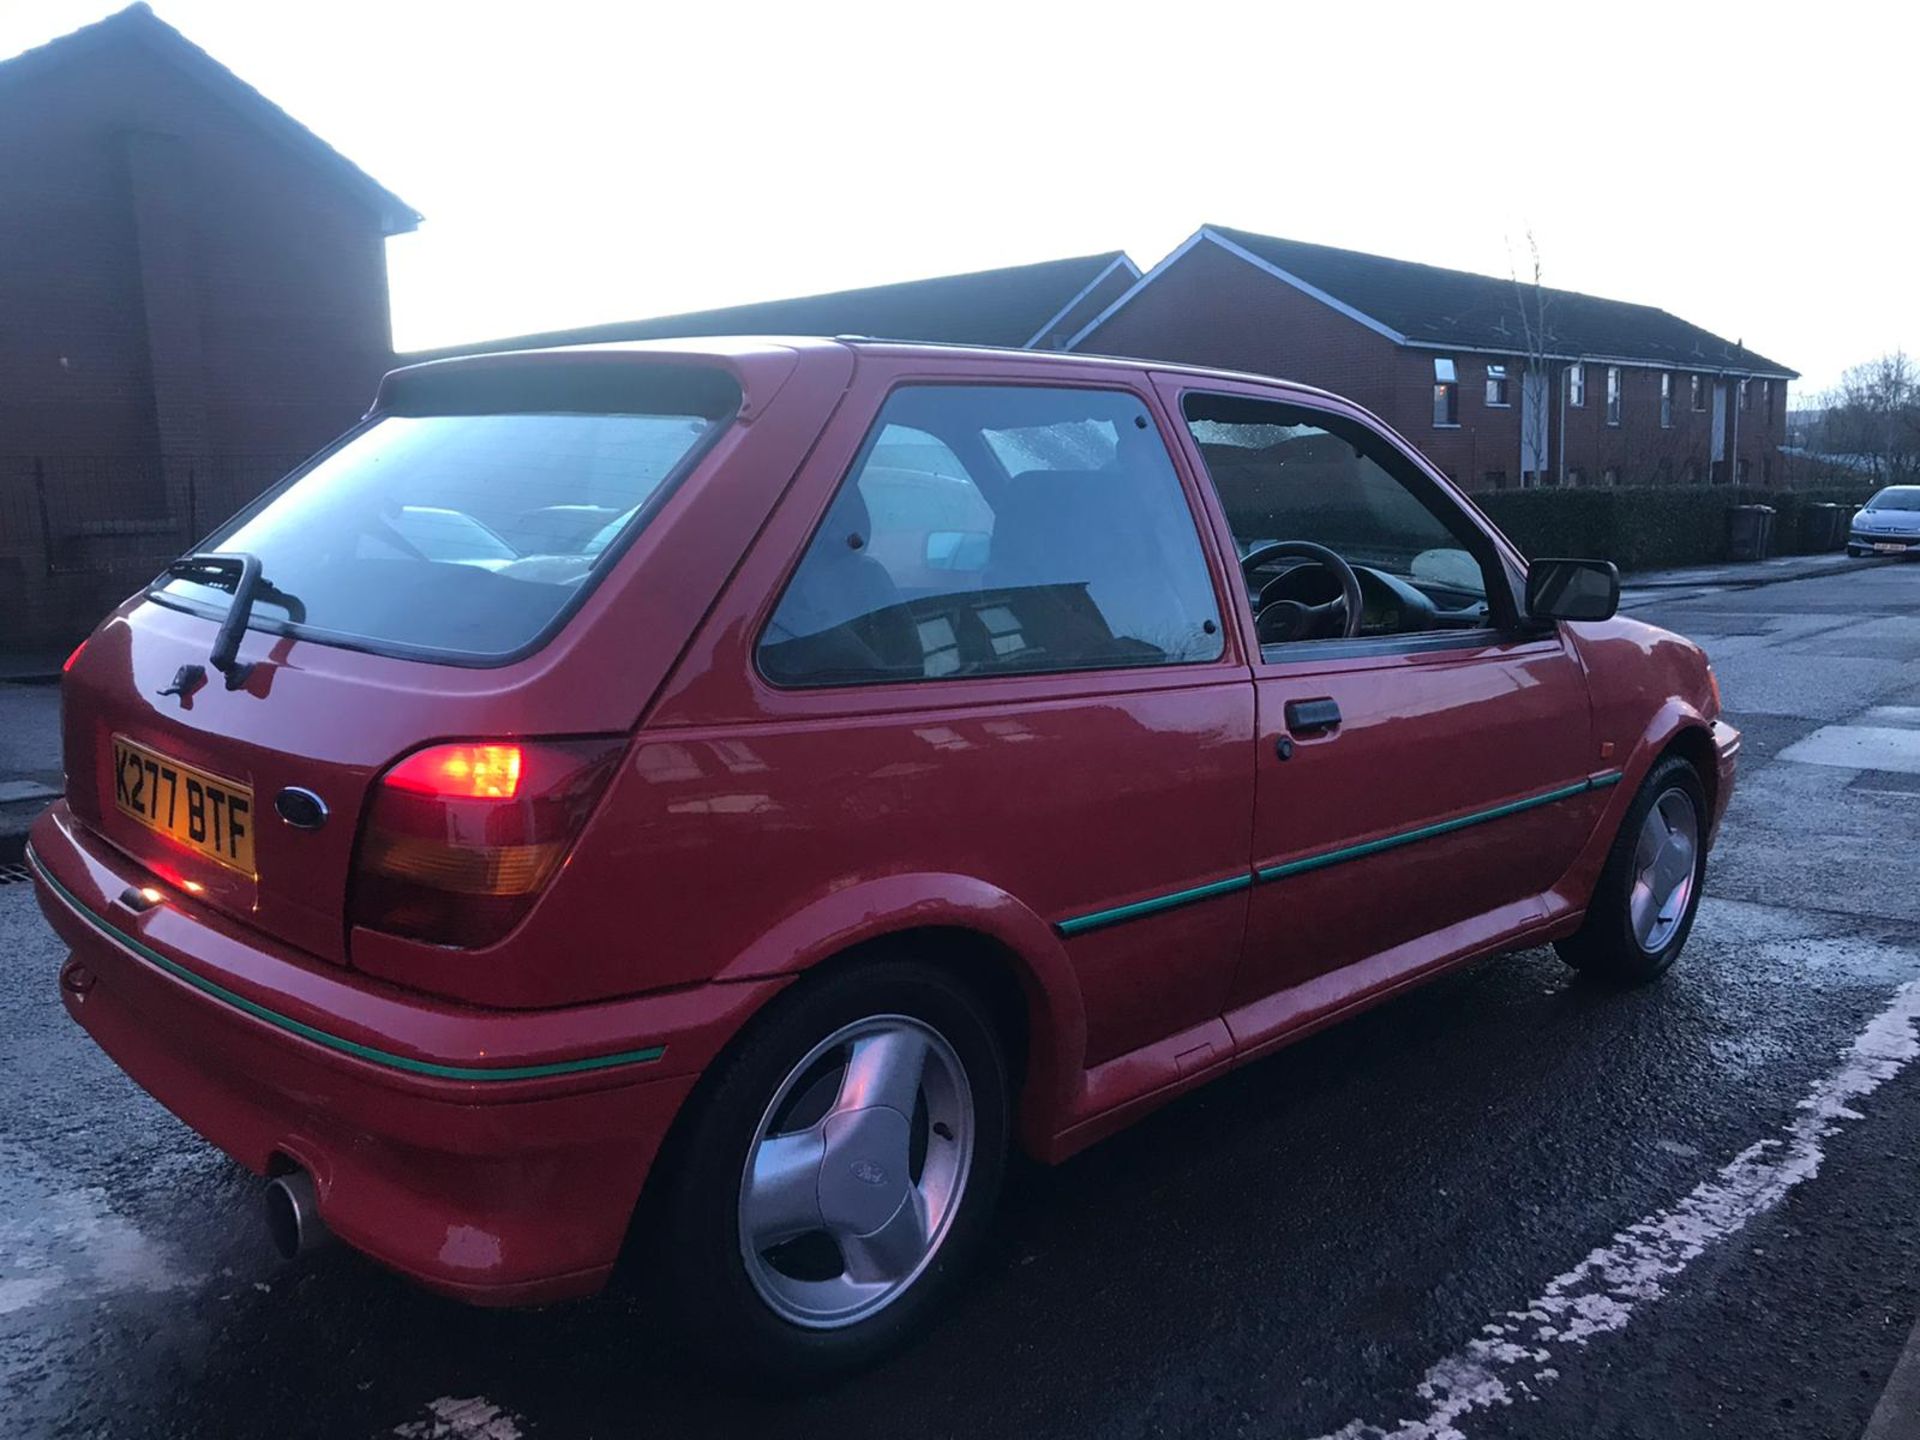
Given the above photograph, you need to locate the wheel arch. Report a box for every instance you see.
[1551,700,1717,918]
[1657,721,1720,818]
[704,874,1086,1160]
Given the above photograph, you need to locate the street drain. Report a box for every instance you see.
[0,863,32,886]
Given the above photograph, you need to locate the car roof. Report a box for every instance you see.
[380,334,1352,413]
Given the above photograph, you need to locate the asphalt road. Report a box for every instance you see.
[4,560,1919,1440]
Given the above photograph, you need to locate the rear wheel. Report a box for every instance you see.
[1556,755,1707,984]
[656,959,1009,1387]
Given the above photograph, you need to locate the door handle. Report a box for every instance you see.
[1284,697,1342,735]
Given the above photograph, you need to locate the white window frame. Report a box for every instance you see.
[1605,367,1622,426]
[1433,357,1460,427]
[1485,363,1511,408]
[1661,373,1674,429]
[1567,364,1586,408]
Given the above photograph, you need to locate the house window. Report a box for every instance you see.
[1606,366,1622,426]
[1603,466,1620,486]
[1661,373,1674,428]
[1433,358,1459,426]
[1737,458,1749,483]
[1485,363,1511,407]
[1690,375,1707,412]
[1566,468,1584,488]
[1567,364,1586,407]
[1740,379,1752,411]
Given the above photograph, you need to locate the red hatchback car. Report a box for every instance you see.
[31,337,1737,1381]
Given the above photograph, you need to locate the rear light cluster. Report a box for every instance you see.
[349,738,623,949]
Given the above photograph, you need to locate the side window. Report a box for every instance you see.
[758,385,1224,687]
[1181,392,1500,650]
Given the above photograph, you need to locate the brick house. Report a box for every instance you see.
[1063,225,1798,492]
[0,3,417,647]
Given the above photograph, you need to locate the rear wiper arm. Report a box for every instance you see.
[165,552,307,689]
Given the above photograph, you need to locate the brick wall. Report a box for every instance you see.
[1077,240,1403,417]
[0,31,399,648]
[1076,242,1791,493]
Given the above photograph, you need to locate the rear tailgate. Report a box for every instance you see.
[58,340,853,976]
[65,607,433,964]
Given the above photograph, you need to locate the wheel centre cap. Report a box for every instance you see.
[818,1107,911,1233]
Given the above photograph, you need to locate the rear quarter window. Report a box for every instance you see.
[155,366,739,663]
[757,384,1224,687]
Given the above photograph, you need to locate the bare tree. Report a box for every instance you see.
[1506,230,1557,485]
[1821,351,1920,481]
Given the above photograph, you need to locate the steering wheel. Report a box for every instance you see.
[1240,540,1365,644]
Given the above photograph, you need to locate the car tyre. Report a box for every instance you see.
[654,957,1010,1389]
[1556,754,1708,984]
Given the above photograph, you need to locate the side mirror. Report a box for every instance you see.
[1526,557,1620,623]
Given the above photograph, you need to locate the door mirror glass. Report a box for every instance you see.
[1526,557,1619,623]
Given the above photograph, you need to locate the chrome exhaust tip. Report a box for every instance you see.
[264,1171,330,1260]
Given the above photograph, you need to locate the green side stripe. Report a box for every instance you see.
[27,851,664,1082]
[1055,771,1622,936]
[1258,772,1622,883]
[1056,873,1253,937]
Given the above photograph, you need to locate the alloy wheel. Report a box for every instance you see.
[1629,785,1700,953]
[737,1015,975,1330]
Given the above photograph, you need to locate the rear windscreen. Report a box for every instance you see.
[155,374,737,661]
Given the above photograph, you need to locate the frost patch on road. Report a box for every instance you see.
[1314,977,1920,1440]
[393,1396,526,1440]
[0,1142,186,1321]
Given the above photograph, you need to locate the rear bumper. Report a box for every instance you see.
[28,803,784,1305]
[1710,719,1740,845]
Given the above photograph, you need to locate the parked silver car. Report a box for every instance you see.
[1848,486,1920,556]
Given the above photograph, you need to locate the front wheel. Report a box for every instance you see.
[1556,755,1708,984]
[655,959,1010,1387]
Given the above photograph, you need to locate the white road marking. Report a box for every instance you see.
[392,1396,526,1440]
[1312,977,1920,1440]
[1780,725,1920,774]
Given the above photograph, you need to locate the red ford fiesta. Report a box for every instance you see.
[31,337,1737,1382]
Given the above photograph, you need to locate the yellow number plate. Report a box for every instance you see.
[111,736,256,876]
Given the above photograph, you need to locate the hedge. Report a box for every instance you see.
[1468,482,1885,572]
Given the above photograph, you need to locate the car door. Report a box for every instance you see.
[1155,374,1605,1057]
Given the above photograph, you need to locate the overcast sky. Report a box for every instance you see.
[4,1,1911,394]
